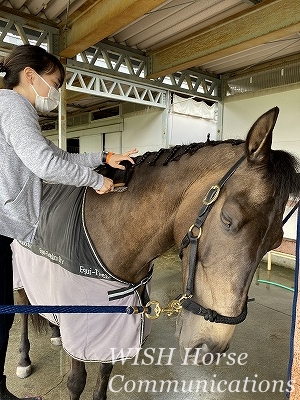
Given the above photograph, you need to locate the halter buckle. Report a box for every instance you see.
[203,185,220,205]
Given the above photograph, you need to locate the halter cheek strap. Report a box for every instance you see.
[178,155,247,325]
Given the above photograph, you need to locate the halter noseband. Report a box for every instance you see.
[178,155,248,325]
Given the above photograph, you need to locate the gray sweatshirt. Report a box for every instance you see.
[0,89,104,242]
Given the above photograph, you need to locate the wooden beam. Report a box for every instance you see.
[147,0,300,78]
[59,0,167,58]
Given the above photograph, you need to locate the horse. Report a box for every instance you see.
[14,107,300,400]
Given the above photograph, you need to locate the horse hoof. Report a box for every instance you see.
[51,337,62,346]
[16,364,32,378]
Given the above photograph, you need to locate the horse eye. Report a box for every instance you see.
[221,212,232,229]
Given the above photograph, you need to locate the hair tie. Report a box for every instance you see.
[0,62,7,73]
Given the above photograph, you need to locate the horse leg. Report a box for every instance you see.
[16,313,32,378]
[49,322,61,346]
[16,289,32,378]
[92,362,113,400]
[67,358,87,400]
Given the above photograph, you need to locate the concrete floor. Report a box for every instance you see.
[5,247,295,399]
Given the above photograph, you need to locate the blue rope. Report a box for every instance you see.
[287,204,300,398]
[0,305,149,315]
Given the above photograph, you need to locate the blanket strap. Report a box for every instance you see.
[107,265,154,301]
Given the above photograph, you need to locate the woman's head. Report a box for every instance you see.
[0,44,65,89]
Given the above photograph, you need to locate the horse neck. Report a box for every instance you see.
[86,144,243,283]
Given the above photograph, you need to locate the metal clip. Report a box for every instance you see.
[145,298,185,320]
[188,224,202,239]
[177,293,192,304]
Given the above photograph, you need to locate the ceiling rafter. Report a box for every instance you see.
[59,0,167,58]
[146,0,300,78]
[0,5,57,28]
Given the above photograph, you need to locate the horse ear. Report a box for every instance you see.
[245,107,279,164]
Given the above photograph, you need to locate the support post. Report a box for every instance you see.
[58,76,67,150]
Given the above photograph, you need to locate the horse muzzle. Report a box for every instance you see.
[176,307,236,365]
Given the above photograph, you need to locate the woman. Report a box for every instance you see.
[0,44,137,399]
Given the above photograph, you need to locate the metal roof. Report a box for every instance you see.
[1,0,299,75]
[1,0,300,126]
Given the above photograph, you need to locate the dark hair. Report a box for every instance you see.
[0,44,65,89]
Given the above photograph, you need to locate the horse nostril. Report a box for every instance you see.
[182,343,212,365]
[182,343,229,365]
[201,343,210,354]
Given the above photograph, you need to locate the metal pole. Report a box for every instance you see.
[58,63,67,150]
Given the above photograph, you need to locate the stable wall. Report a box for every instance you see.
[121,107,167,154]
[223,84,300,155]
[45,98,218,155]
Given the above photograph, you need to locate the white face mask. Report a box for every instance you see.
[31,73,60,113]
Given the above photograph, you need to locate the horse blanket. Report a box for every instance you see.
[12,183,152,363]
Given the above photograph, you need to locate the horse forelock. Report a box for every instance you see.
[267,149,300,201]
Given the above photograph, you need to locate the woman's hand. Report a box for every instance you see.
[107,148,138,170]
[95,177,114,195]
[95,148,138,194]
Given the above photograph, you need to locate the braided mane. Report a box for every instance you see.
[95,139,244,185]
[95,138,300,200]
[134,138,244,167]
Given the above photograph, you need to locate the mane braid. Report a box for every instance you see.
[94,141,300,202]
[95,138,246,185]
[162,145,182,166]
[134,138,245,167]
[134,152,152,166]
[148,148,168,166]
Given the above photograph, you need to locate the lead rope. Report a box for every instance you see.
[0,305,150,315]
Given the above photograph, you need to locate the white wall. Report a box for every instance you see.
[80,134,102,153]
[121,108,167,154]
[45,101,218,157]
[121,105,218,154]
[104,132,122,154]
[223,85,300,242]
[223,85,300,155]
[45,117,124,153]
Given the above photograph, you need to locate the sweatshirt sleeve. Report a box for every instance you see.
[45,138,104,168]
[1,93,104,190]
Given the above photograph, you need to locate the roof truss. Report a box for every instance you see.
[69,41,221,101]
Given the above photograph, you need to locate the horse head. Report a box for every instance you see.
[174,107,300,364]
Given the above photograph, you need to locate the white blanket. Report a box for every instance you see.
[12,240,152,363]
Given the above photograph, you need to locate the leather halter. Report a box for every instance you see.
[178,155,248,325]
